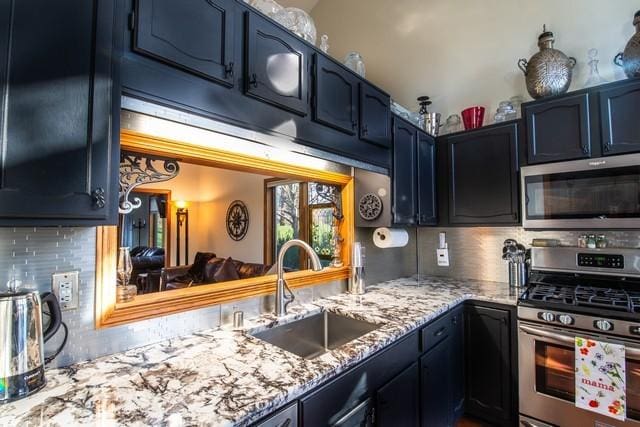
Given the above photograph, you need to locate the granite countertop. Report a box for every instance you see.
[0,276,520,427]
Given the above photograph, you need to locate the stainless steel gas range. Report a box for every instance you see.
[518,247,640,427]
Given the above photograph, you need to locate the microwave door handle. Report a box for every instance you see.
[519,324,640,358]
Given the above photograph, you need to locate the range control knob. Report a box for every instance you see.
[540,312,556,323]
[595,319,613,332]
[558,314,574,325]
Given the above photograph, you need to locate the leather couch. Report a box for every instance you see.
[130,246,165,284]
[160,253,273,291]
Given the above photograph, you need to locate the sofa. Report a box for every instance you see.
[130,246,165,285]
[160,252,273,291]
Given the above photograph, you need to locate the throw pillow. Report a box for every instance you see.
[203,257,225,283]
[213,257,240,282]
[187,252,216,282]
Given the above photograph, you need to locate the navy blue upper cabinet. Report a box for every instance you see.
[0,0,118,226]
[417,131,437,225]
[523,92,592,164]
[133,0,236,87]
[245,12,309,116]
[359,82,391,147]
[392,118,417,226]
[599,79,640,156]
[313,54,359,134]
[442,122,520,226]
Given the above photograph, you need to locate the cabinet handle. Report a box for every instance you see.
[581,144,590,154]
[434,326,446,337]
[277,419,291,427]
[352,121,358,130]
[452,316,458,325]
[91,188,106,210]
[603,141,612,152]
[362,124,368,136]
[224,62,234,79]
[249,73,258,88]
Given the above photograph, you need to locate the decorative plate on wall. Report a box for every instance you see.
[226,200,249,241]
[358,193,383,221]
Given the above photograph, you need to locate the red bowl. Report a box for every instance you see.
[461,106,485,130]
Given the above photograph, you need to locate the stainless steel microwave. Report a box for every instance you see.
[521,153,640,229]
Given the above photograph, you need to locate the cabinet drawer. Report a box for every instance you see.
[421,312,451,354]
[254,402,298,427]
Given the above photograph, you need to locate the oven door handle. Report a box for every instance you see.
[519,324,640,357]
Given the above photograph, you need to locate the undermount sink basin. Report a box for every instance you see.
[251,311,380,359]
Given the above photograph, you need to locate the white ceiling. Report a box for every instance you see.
[277,0,321,13]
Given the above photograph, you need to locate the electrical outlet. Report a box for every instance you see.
[436,248,450,267]
[52,271,79,311]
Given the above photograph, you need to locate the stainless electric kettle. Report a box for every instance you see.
[0,280,64,403]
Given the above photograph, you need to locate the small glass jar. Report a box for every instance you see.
[596,234,608,248]
[344,52,365,77]
[578,235,588,248]
[586,234,597,249]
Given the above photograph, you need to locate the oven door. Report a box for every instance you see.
[519,321,640,426]
[521,154,640,229]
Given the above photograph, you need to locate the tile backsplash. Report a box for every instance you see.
[418,227,640,283]
[0,227,346,368]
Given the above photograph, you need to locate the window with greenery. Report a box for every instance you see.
[266,181,339,270]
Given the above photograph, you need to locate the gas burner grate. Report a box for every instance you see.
[524,283,640,313]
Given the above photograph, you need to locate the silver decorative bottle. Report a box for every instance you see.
[518,26,576,99]
[615,10,640,78]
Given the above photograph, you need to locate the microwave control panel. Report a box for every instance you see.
[577,253,624,269]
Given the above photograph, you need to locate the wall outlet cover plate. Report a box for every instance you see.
[436,248,450,267]
[52,271,79,311]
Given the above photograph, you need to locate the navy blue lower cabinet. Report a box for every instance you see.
[376,362,420,427]
[299,332,419,426]
[464,303,517,427]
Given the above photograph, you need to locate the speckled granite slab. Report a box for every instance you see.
[0,276,519,427]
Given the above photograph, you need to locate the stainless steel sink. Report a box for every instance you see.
[251,311,380,359]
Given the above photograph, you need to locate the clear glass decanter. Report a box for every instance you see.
[583,48,608,88]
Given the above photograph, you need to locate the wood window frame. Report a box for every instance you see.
[96,129,354,328]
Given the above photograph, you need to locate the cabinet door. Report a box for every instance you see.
[465,306,512,427]
[133,0,235,87]
[245,12,308,115]
[524,92,592,164]
[600,80,640,156]
[314,54,358,134]
[450,307,465,422]
[0,0,117,225]
[417,131,437,226]
[376,362,419,427]
[359,82,391,147]
[445,122,520,225]
[420,338,451,427]
[392,118,417,225]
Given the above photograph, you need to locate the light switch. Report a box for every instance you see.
[52,271,79,311]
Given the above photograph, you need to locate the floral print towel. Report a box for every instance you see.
[575,337,626,421]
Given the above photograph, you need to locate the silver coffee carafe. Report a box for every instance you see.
[1,280,64,403]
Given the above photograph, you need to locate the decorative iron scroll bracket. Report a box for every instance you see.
[119,152,180,214]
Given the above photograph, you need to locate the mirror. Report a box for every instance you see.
[117,154,343,295]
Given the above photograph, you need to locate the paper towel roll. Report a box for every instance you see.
[373,227,409,248]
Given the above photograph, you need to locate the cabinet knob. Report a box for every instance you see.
[248,73,258,88]
[91,188,106,210]
[224,62,234,79]
[362,124,368,136]
[603,141,612,152]
[581,144,590,154]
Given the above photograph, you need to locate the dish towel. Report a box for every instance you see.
[575,337,626,421]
